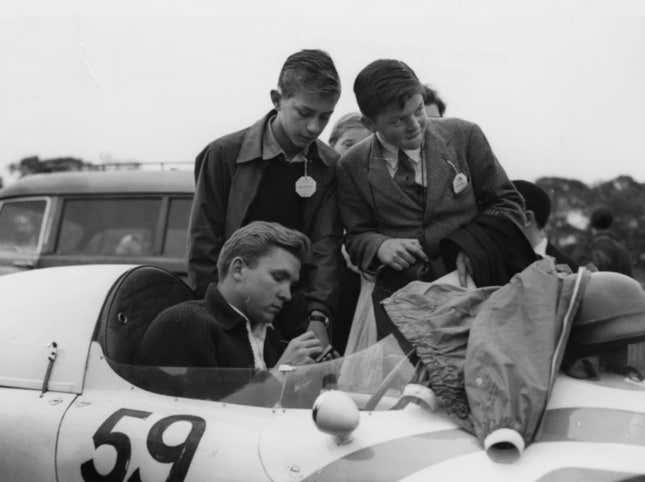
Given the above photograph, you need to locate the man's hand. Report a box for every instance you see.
[456,251,473,287]
[377,238,429,271]
[276,331,322,366]
[308,320,330,348]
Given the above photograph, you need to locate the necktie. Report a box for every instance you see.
[394,150,417,187]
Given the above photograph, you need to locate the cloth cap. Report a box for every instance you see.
[512,180,551,228]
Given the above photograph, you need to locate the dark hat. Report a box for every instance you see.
[590,206,613,230]
[512,180,551,228]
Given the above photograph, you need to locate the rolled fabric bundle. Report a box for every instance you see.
[483,428,525,464]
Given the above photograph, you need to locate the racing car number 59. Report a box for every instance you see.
[80,408,206,482]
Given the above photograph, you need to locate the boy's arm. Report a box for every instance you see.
[337,158,389,273]
[187,144,232,297]
[304,182,343,325]
[466,123,525,227]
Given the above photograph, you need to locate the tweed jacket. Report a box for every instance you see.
[337,117,525,273]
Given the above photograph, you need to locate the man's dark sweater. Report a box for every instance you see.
[137,284,287,369]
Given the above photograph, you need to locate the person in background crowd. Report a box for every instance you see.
[512,179,577,271]
[587,206,633,276]
[337,59,535,340]
[328,112,372,352]
[328,112,372,156]
[138,222,330,369]
[188,49,344,351]
[423,84,446,118]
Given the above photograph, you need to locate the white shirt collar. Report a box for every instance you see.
[263,116,307,164]
[227,301,273,371]
[534,237,548,257]
[376,132,422,164]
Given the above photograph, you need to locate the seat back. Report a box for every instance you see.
[96,265,195,364]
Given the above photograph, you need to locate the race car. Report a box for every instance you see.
[1,264,645,481]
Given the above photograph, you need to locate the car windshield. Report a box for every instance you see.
[0,199,46,253]
[111,336,416,411]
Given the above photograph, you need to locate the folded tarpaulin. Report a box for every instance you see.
[382,258,590,459]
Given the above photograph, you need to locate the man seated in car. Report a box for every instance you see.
[137,221,327,370]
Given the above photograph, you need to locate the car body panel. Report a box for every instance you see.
[0,390,76,482]
[0,264,134,392]
[400,443,645,481]
[0,171,194,198]
[57,343,277,481]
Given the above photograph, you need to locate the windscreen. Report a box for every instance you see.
[110,336,416,411]
[0,199,46,253]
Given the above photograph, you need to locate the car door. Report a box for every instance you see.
[0,265,112,481]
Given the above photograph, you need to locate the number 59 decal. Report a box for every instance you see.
[80,408,206,482]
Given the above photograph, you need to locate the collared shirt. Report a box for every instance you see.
[376,132,426,186]
[534,237,548,257]
[262,115,308,164]
[227,302,273,371]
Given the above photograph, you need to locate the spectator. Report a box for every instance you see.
[188,49,343,350]
[588,206,633,276]
[423,84,446,117]
[7,213,39,251]
[328,112,372,156]
[338,59,534,341]
[512,180,577,271]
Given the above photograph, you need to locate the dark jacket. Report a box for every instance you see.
[440,213,540,287]
[137,285,286,368]
[589,231,633,276]
[188,111,343,321]
[337,118,526,273]
[546,242,578,272]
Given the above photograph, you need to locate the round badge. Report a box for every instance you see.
[295,176,317,198]
[452,173,468,194]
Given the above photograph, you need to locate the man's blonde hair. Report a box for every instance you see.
[217,221,311,279]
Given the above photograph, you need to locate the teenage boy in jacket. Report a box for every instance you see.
[337,59,533,338]
[188,49,343,349]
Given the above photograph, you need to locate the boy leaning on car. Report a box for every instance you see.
[188,49,343,351]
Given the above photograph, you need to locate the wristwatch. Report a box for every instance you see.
[308,313,330,329]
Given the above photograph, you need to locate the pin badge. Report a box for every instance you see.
[452,172,468,194]
[295,176,317,198]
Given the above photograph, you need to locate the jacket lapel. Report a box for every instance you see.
[225,114,270,236]
[423,123,456,219]
[226,158,268,236]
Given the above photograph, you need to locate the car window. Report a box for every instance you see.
[56,198,161,256]
[163,197,191,257]
[0,199,47,253]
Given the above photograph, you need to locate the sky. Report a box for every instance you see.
[2,0,645,185]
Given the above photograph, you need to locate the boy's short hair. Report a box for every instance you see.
[278,49,341,99]
[512,180,551,229]
[353,59,424,119]
[423,85,447,117]
[328,112,366,146]
[217,221,311,279]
